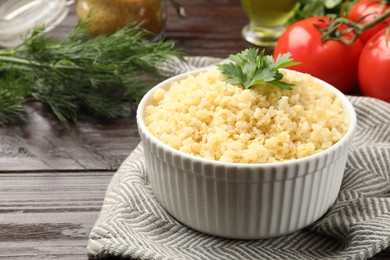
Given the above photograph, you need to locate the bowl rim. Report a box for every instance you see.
[137,66,357,169]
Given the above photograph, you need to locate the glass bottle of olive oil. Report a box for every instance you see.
[240,0,297,46]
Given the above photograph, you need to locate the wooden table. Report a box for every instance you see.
[0,1,388,259]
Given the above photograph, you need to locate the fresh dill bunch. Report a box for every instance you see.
[0,22,182,126]
[0,70,30,125]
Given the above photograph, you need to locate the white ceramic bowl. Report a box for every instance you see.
[136,67,356,239]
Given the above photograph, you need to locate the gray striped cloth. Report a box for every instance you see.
[87,57,390,260]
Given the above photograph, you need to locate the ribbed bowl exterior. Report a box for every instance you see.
[137,68,356,239]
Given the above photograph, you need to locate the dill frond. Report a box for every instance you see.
[0,23,182,126]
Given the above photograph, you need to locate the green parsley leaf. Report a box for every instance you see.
[216,48,300,90]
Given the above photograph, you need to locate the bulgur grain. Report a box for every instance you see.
[144,68,347,163]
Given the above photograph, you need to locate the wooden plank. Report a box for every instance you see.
[164,1,251,57]
[0,241,88,259]
[0,103,139,172]
[0,172,113,259]
[0,172,112,213]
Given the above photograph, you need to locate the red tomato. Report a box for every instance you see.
[347,0,390,44]
[358,28,390,102]
[274,17,363,93]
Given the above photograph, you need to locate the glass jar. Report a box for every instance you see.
[0,0,72,48]
[76,0,166,37]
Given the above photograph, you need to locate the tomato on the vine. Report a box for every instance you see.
[358,28,390,102]
[347,0,390,44]
[273,17,363,93]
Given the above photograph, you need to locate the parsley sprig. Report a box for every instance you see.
[216,48,300,90]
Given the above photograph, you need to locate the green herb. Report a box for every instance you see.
[290,0,358,24]
[0,22,182,126]
[0,71,29,125]
[217,48,299,90]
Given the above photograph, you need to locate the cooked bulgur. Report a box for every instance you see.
[144,68,347,163]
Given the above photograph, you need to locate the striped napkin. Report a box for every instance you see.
[87,57,390,260]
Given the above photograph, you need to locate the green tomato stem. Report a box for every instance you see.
[321,9,390,44]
